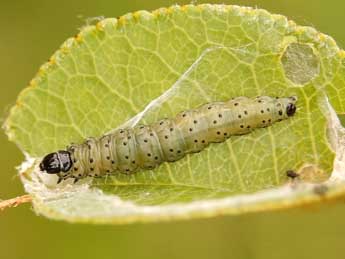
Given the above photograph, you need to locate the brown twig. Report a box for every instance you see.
[0,194,32,211]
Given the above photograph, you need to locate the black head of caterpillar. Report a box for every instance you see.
[39,151,72,177]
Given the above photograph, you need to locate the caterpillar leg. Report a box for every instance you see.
[56,174,76,184]
[57,177,63,184]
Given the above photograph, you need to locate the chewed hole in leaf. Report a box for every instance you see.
[280,43,320,85]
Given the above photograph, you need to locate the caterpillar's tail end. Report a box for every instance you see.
[287,96,298,116]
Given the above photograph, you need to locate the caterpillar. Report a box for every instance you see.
[39,96,297,183]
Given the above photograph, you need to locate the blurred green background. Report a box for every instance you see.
[1,1,345,259]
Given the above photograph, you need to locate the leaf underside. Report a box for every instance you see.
[5,4,345,224]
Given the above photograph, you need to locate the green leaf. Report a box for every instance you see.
[5,4,345,224]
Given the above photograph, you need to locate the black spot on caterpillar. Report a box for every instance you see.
[39,96,297,183]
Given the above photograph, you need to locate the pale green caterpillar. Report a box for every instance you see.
[39,96,297,183]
